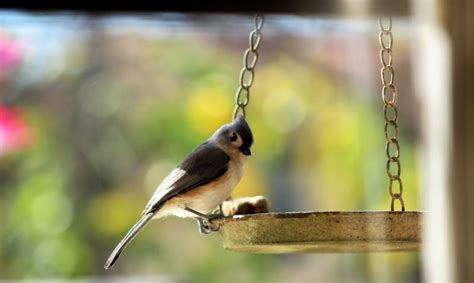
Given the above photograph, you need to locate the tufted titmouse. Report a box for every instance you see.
[104,115,253,269]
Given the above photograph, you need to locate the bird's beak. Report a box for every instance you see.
[240,147,251,156]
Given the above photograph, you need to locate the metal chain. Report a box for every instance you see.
[233,14,264,120]
[379,16,405,211]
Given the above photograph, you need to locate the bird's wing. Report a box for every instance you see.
[143,141,230,214]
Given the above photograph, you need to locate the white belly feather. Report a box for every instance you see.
[155,157,244,219]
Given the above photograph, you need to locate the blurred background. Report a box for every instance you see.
[0,12,422,282]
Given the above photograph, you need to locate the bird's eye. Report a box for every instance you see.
[230,132,238,142]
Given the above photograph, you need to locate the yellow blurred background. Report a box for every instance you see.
[0,13,421,282]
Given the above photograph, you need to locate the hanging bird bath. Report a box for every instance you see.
[213,211,422,253]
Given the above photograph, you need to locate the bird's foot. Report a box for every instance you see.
[196,213,223,234]
[197,218,213,234]
[183,206,222,234]
[211,204,225,216]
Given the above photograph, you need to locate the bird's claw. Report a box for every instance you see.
[183,206,222,234]
[196,214,222,234]
[197,218,213,234]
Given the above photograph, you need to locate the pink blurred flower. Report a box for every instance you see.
[0,32,22,69]
[0,105,33,155]
[0,31,23,84]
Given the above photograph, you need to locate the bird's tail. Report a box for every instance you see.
[104,212,155,269]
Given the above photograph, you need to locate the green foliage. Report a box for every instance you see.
[0,19,420,281]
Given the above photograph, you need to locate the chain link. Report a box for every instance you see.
[233,14,264,120]
[379,16,405,211]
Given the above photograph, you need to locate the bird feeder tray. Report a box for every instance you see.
[214,211,422,253]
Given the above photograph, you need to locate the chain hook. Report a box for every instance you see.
[378,16,406,212]
[233,14,265,120]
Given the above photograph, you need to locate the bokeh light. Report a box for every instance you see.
[0,13,421,282]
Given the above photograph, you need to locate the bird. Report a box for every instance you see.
[104,115,253,269]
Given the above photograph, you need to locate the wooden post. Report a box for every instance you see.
[441,0,474,281]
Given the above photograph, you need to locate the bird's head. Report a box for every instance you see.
[212,115,254,156]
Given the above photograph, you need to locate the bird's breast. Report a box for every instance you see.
[165,156,245,217]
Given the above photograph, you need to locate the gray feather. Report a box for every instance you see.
[145,141,230,214]
[105,126,236,269]
[104,212,154,269]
